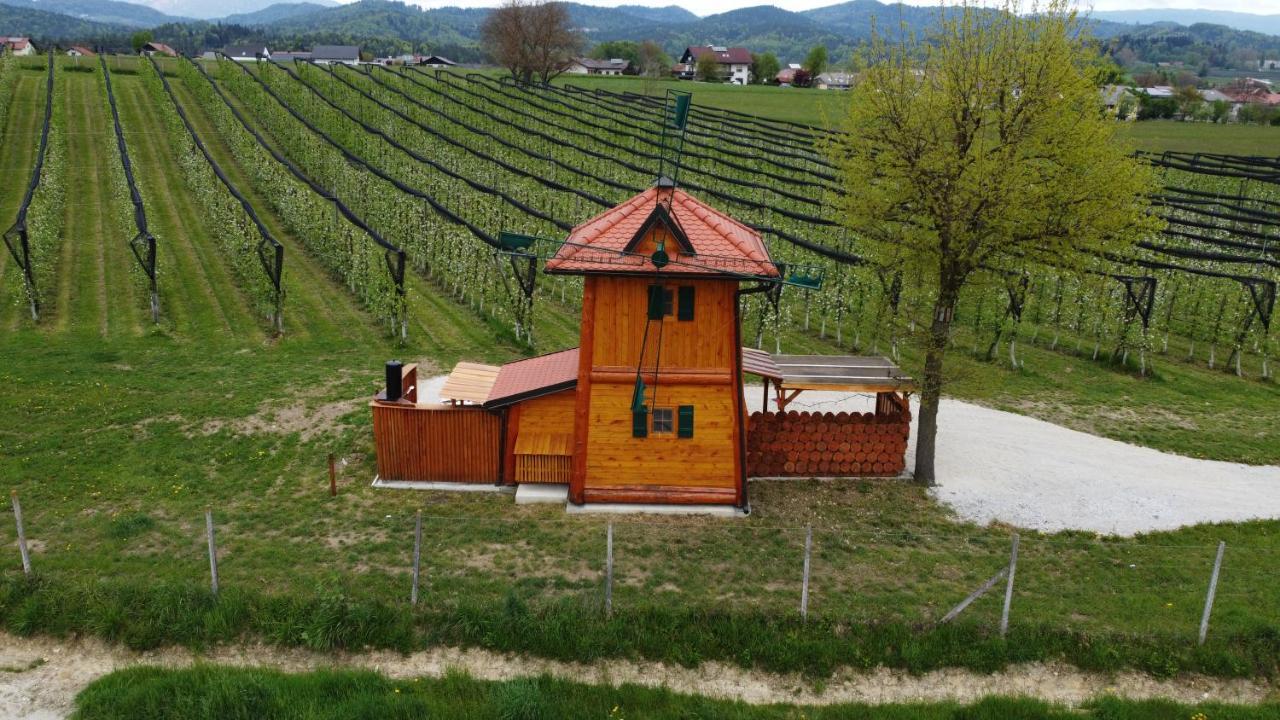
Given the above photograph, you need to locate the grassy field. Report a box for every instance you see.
[1,59,1279,682]
[553,74,1280,154]
[71,666,1280,720]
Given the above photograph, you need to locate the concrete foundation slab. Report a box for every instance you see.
[515,483,569,504]
[566,502,746,518]
[372,476,514,493]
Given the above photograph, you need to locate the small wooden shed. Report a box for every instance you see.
[370,183,916,508]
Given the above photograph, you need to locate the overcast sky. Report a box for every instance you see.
[364,0,1279,16]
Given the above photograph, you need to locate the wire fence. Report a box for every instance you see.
[7,485,1277,647]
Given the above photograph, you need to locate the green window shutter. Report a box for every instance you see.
[647,284,665,320]
[677,286,695,321]
[632,407,649,438]
[677,405,694,438]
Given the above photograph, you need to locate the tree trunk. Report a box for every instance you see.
[914,288,959,486]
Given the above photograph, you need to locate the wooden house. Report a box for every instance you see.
[371,182,915,510]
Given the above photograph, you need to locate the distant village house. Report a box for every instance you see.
[1261,59,1280,71]
[223,45,270,62]
[311,45,360,65]
[675,46,752,85]
[815,71,853,90]
[66,46,95,58]
[0,37,35,56]
[566,57,630,76]
[140,42,177,57]
[270,51,312,63]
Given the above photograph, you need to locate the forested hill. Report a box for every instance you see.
[2,0,1279,70]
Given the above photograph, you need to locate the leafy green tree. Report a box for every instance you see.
[695,51,721,82]
[828,0,1160,485]
[803,45,827,77]
[637,40,672,78]
[131,30,153,54]
[752,52,781,84]
[590,40,641,66]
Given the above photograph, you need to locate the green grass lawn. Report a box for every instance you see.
[552,74,1280,154]
[71,666,1280,720]
[2,61,1279,681]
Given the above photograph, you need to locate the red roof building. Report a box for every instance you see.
[484,348,579,407]
[676,45,754,84]
[0,37,35,56]
[545,185,778,278]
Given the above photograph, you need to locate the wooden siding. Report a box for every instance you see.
[515,454,571,484]
[590,276,737,371]
[371,403,500,483]
[583,381,738,491]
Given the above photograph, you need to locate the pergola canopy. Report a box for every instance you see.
[742,349,915,411]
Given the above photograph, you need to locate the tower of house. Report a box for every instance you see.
[544,180,780,506]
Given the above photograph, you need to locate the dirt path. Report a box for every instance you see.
[1,632,1273,719]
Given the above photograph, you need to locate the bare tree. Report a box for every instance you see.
[482,0,583,84]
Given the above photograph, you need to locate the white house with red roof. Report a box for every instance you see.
[676,45,753,85]
[0,37,35,56]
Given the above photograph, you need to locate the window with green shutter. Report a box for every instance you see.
[632,407,649,438]
[677,286,695,321]
[677,405,694,438]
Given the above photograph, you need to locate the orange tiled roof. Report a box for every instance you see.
[484,348,580,407]
[544,187,778,278]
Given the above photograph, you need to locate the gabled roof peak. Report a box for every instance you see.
[544,187,778,278]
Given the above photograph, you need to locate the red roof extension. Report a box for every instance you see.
[544,187,778,278]
[484,348,580,407]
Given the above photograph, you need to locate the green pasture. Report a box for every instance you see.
[552,73,1280,154]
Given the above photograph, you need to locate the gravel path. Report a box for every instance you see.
[1,632,1272,719]
[746,387,1280,536]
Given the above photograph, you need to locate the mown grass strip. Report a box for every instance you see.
[3,574,1278,681]
[70,664,1280,720]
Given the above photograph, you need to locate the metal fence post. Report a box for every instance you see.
[1199,541,1226,646]
[604,522,613,617]
[11,491,30,575]
[410,510,422,606]
[205,509,219,597]
[1000,533,1019,638]
[800,524,812,620]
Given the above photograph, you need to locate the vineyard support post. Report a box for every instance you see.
[205,509,219,597]
[1000,533,1019,638]
[11,491,31,575]
[1198,541,1225,645]
[800,524,812,620]
[410,510,422,605]
[604,522,613,617]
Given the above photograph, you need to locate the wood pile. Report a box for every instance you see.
[746,410,909,477]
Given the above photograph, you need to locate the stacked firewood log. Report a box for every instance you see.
[746,410,910,477]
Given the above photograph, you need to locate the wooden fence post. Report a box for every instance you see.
[410,511,422,606]
[1000,533,1019,638]
[205,509,219,597]
[328,453,337,497]
[1199,541,1226,646]
[800,524,812,620]
[11,491,30,575]
[604,522,613,617]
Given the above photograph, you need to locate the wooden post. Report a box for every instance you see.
[604,522,613,617]
[328,453,337,497]
[410,511,422,606]
[205,509,219,597]
[1199,541,1226,646]
[800,524,812,620]
[1000,533,1019,638]
[11,491,30,575]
